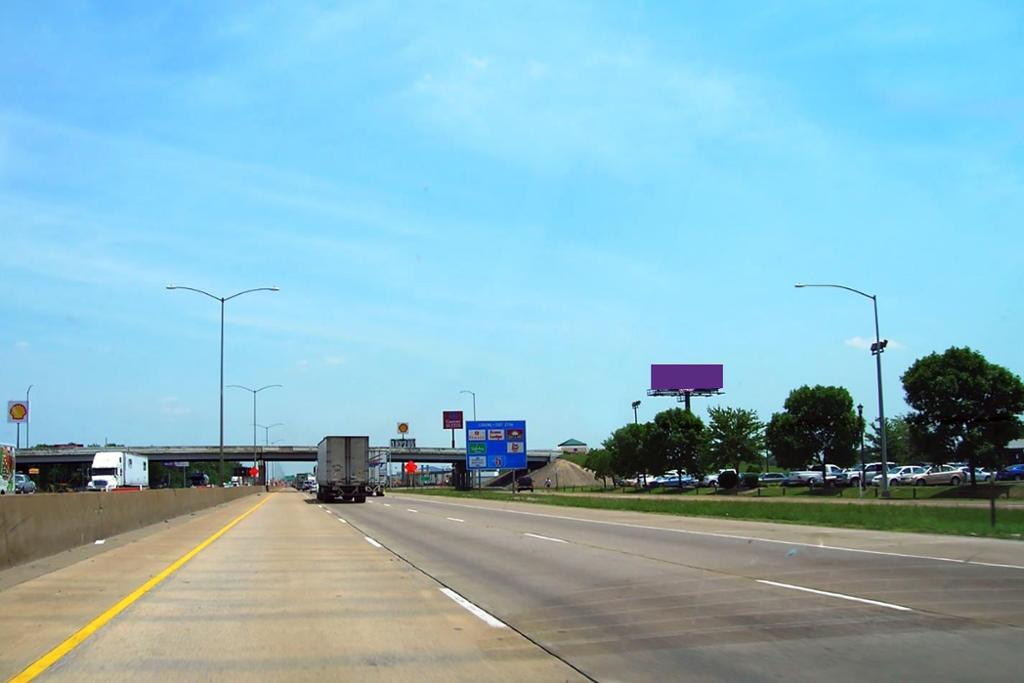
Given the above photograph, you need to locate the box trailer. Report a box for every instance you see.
[1,444,15,495]
[86,451,149,491]
[316,436,372,503]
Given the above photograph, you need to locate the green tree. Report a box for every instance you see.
[704,407,765,473]
[902,347,1024,484]
[650,408,705,485]
[766,385,859,483]
[603,423,647,481]
[865,416,916,464]
[584,448,613,487]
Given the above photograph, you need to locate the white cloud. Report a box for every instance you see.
[159,396,191,417]
[324,356,345,366]
[15,341,30,350]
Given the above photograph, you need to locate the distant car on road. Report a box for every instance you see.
[14,473,36,494]
[757,472,788,485]
[516,475,534,492]
[996,464,1024,481]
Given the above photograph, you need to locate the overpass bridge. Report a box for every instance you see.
[16,445,562,467]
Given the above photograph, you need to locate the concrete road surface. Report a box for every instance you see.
[336,491,1024,683]
[0,492,584,682]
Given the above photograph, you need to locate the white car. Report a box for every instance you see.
[871,466,917,487]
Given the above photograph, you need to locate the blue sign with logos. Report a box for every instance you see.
[465,420,526,470]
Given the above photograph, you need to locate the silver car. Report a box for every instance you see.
[14,473,36,494]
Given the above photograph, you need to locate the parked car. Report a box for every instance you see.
[896,465,931,486]
[915,465,966,486]
[758,472,789,485]
[845,463,886,487]
[516,475,534,492]
[789,464,848,486]
[871,466,912,487]
[950,465,994,483]
[14,473,36,494]
[996,464,1024,481]
[653,472,697,488]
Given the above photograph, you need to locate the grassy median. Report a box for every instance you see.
[395,488,1024,539]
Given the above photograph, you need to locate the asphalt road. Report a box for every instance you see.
[337,492,1024,683]
[4,490,1023,682]
[0,492,583,682]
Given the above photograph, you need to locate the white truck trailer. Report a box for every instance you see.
[1,444,15,495]
[86,451,149,491]
[316,436,373,503]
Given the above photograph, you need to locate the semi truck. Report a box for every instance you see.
[86,451,150,491]
[1,444,15,495]
[316,436,374,503]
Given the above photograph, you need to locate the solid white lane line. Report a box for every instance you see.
[446,517,465,523]
[399,497,1024,571]
[407,509,419,513]
[439,588,507,628]
[757,579,913,612]
[524,532,567,544]
[337,518,348,524]
[365,536,383,548]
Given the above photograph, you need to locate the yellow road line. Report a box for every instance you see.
[9,494,274,682]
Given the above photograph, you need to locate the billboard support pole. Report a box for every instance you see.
[451,428,455,448]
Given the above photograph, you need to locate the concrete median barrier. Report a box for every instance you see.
[0,487,260,569]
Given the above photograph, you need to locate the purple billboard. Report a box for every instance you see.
[650,364,724,391]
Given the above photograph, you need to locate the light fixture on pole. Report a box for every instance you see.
[227,384,282,484]
[166,284,279,484]
[631,400,641,424]
[794,283,890,497]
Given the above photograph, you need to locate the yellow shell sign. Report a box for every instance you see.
[7,401,28,424]
[397,422,409,434]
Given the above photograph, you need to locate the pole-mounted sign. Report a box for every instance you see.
[7,401,28,423]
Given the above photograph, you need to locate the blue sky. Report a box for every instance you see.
[2,1,1022,464]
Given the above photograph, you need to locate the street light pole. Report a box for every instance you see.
[460,390,477,420]
[227,385,282,484]
[460,390,477,489]
[256,423,284,446]
[795,283,890,497]
[857,403,865,498]
[25,385,33,448]
[631,400,641,424]
[166,285,279,484]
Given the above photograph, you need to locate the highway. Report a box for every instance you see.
[2,490,1022,682]
[346,492,1024,682]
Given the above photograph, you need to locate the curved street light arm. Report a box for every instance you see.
[165,285,221,301]
[224,287,279,302]
[794,283,874,301]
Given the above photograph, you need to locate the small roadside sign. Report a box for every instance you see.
[7,401,28,424]
[248,467,259,478]
[404,461,417,474]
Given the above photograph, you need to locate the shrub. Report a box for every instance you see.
[718,470,740,489]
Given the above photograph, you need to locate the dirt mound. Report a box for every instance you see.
[530,458,600,488]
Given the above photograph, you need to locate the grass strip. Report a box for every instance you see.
[396,489,1024,539]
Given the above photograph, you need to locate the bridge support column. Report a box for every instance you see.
[453,461,471,490]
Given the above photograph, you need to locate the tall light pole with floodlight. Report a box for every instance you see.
[795,282,890,497]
